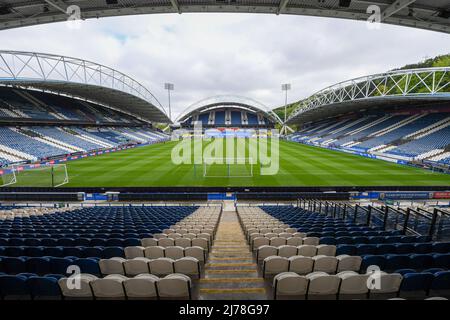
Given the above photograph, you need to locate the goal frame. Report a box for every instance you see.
[51,164,69,188]
[3,163,69,187]
[0,166,17,187]
[203,157,254,178]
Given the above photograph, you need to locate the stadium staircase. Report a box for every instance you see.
[198,209,268,300]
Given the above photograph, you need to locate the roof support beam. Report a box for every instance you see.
[277,0,290,15]
[382,0,417,20]
[43,0,68,14]
[169,0,182,14]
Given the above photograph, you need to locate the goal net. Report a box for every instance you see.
[11,164,69,187]
[203,158,253,178]
[0,167,17,187]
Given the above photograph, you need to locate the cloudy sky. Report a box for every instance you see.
[0,13,448,120]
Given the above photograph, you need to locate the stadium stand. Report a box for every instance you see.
[0,86,170,167]
[289,110,450,165]
[237,205,450,300]
[0,205,220,300]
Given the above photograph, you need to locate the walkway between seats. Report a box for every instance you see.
[198,209,268,300]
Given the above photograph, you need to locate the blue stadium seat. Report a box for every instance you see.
[25,257,51,275]
[41,238,58,246]
[423,268,445,274]
[409,254,434,270]
[123,238,141,246]
[395,243,416,254]
[368,236,385,244]
[24,239,41,246]
[49,257,73,275]
[356,244,376,255]
[76,238,91,246]
[24,246,45,257]
[376,244,396,255]
[384,236,402,244]
[433,253,450,268]
[385,255,410,271]
[400,236,418,243]
[2,257,27,274]
[43,247,64,257]
[433,242,450,253]
[395,269,417,276]
[9,238,25,246]
[5,246,24,257]
[84,247,103,258]
[102,247,125,259]
[414,243,433,254]
[27,276,62,300]
[73,258,101,276]
[361,255,386,271]
[90,238,107,246]
[58,238,75,246]
[0,275,31,300]
[399,273,434,299]
[64,247,86,257]
[335,236,353,244]
[352,236,368,244]
[429,271,450,298]
[105,238,124,246]
[336,245,356,255]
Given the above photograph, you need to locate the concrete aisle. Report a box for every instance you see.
[198,210,269,300]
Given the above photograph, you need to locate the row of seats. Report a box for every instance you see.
[99,257,202,277]
[251,236,319,250]
[335,242,450,256]
[272,270,450,300]
[262,255,362,277]
[141,236,210,250]
[360,253,450,271]
[0,273,191,300]
[252,205,450,299]
[320,235,432,245]
[0,246,125,258]
[256,244,336,260]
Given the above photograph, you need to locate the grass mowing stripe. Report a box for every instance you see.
[12,139,450,187]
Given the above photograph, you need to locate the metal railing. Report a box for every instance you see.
[298,198,450,241]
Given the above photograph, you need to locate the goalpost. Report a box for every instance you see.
[203,157,254,178]
[50,164,69,187]
[1,163,69,187]
[0,166,17,187]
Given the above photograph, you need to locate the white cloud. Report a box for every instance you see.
[0,13,448,121]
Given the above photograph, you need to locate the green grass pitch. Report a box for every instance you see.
[11,139,450,187]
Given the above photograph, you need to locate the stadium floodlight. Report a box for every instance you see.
[164,83,174,122]
[281,83,291,123]
[281,83,292,135]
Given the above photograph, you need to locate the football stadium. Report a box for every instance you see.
[0,0,449,311]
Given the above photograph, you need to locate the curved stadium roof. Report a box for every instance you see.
[0,1,448,33]
[176,95,283,124]
[287,67,450,125]
[0,51,170,123]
